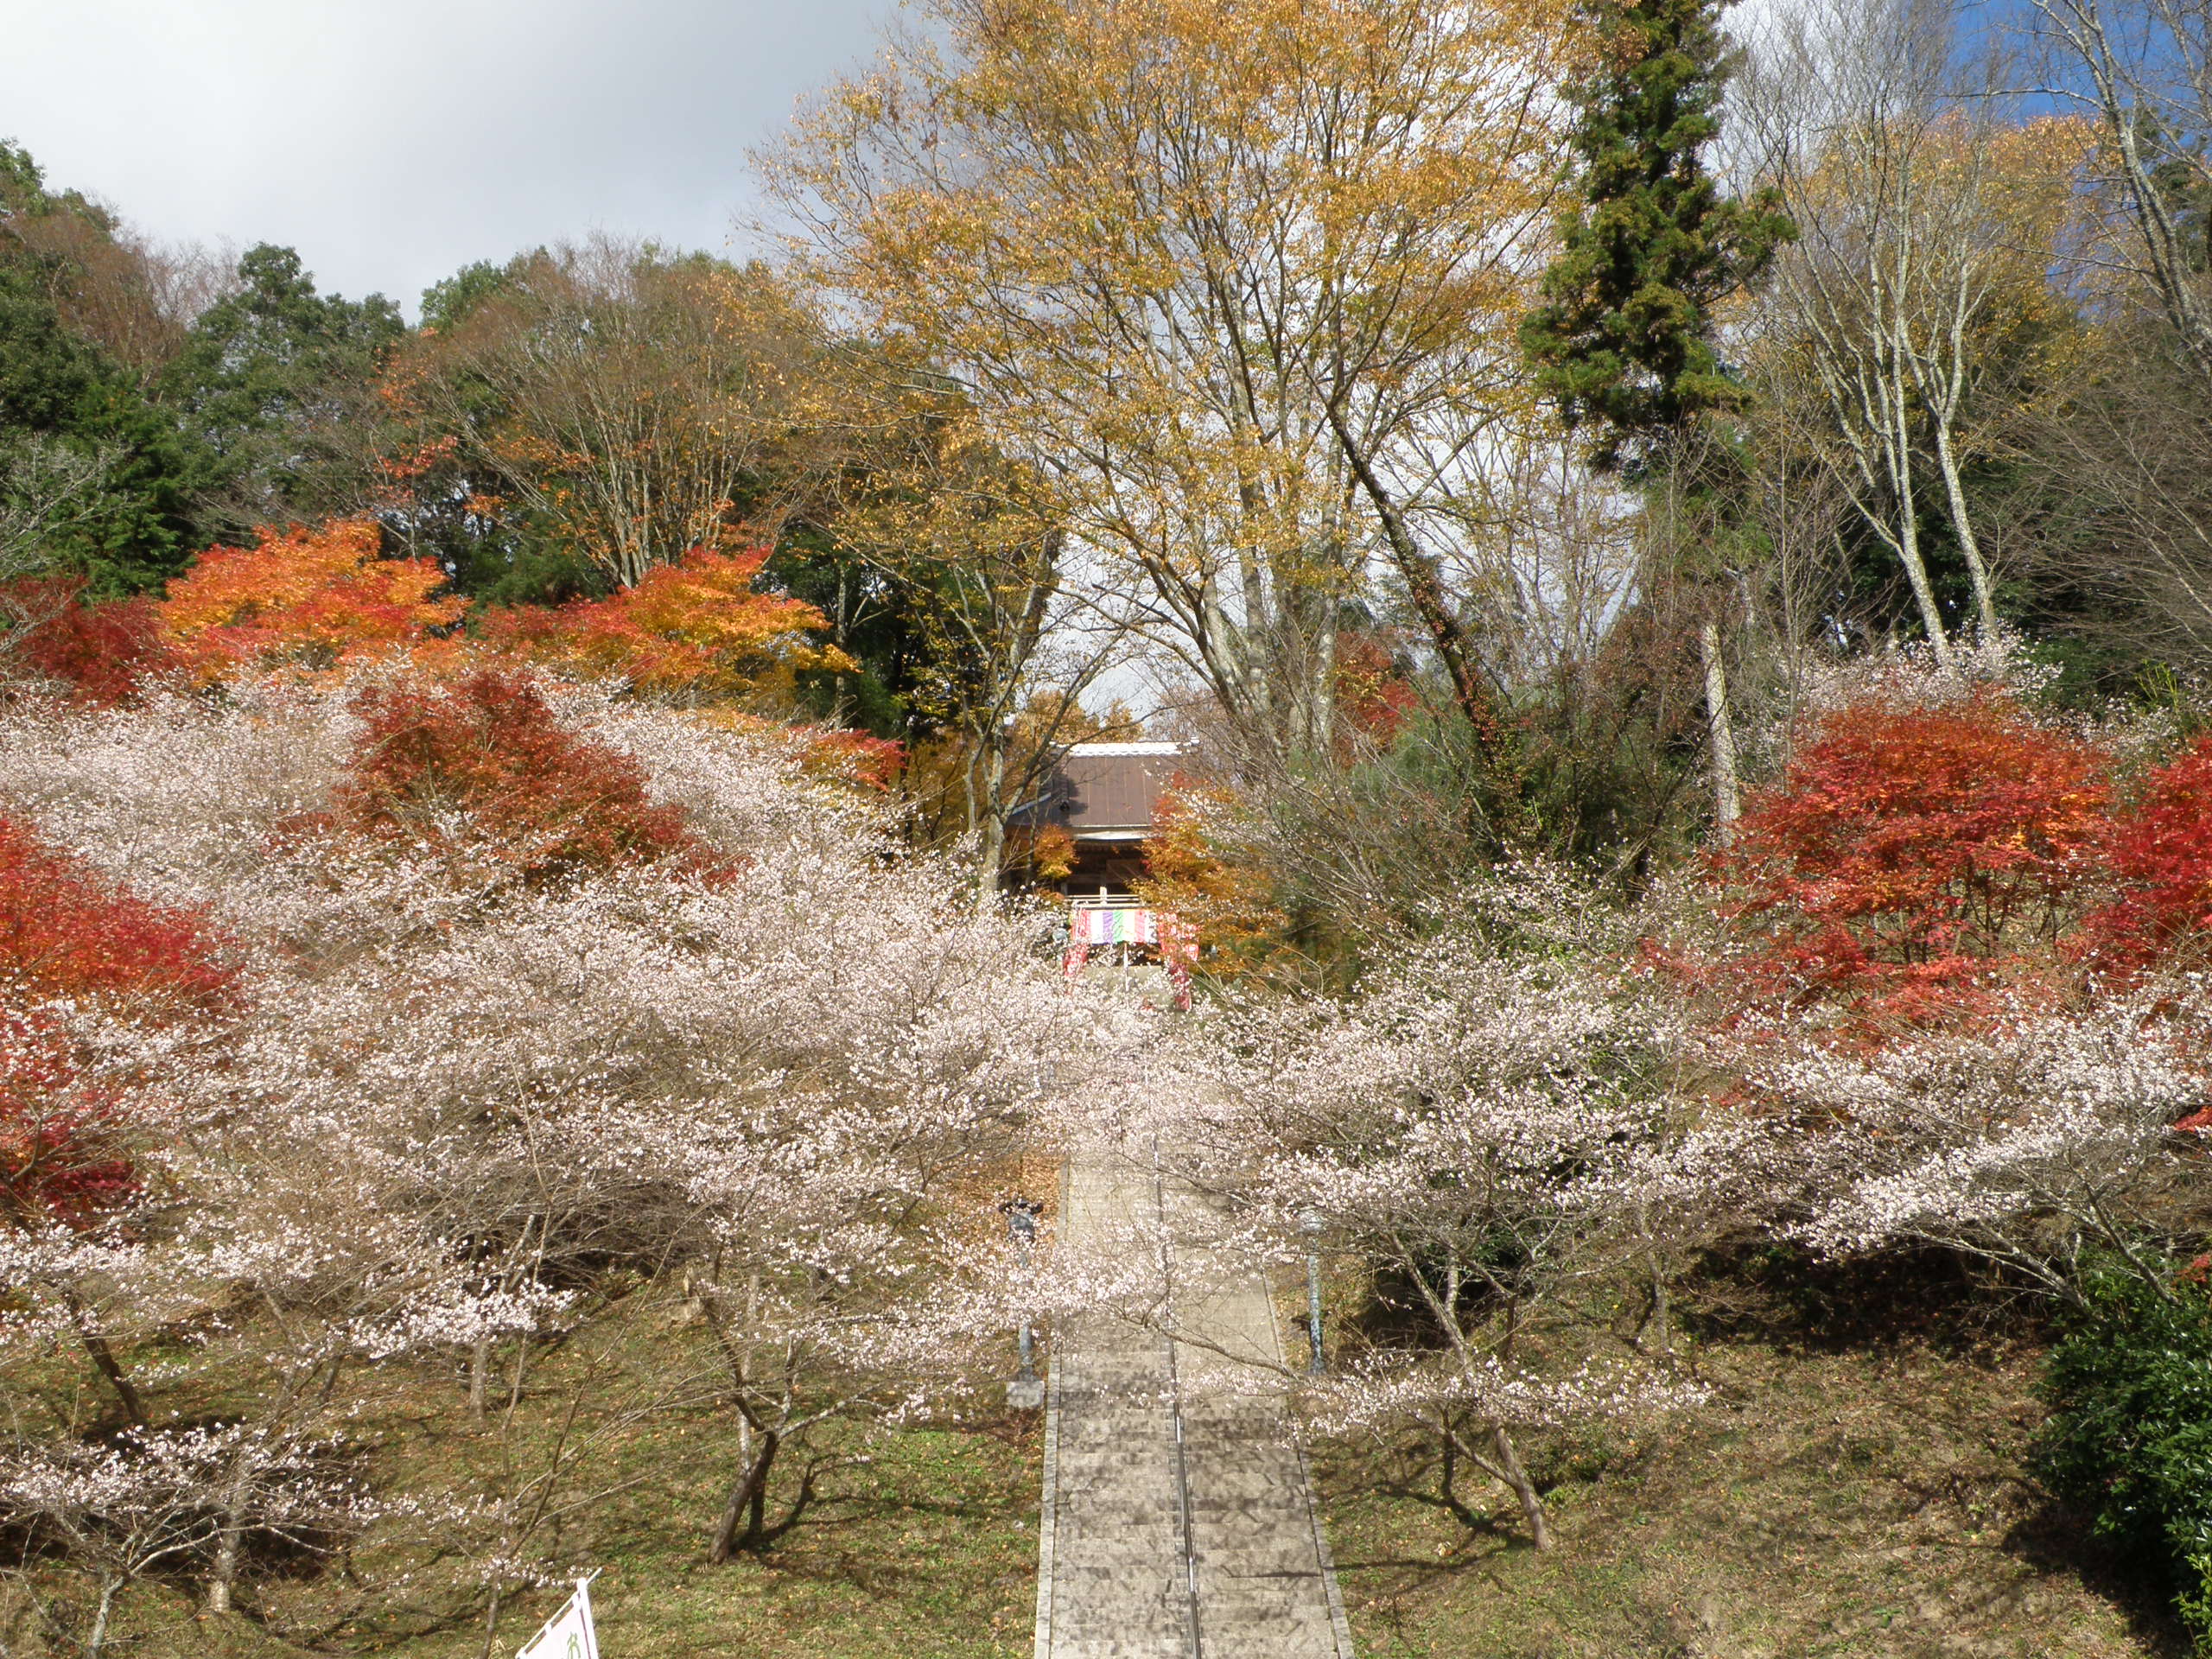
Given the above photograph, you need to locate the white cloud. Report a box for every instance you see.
[0,0,891,313]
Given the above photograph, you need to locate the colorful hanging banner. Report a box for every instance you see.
[1073,906,1160,946]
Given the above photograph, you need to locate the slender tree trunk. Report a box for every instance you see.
[69,1300,143,1426]
[707,1429,781,1562]
[206,1454,255,1614]
[974,735,1008,912]
[1489,1425,1550,1551]
[86,1573,122,1659]
[1322,398,1505,761]
[1897,519,1953,664]
[2099,67,2212,381]
[507,1328,531,1411]
[479,1586,505,1659]
[207,1522,240,1613]
[1639,1269,1674,1357]
[1630,1197,1675,1357]
[1928,416,1999,640]
[1793,244,1956,667]
[1297,607,1338,756]
[1700,623,1742,844]
[468,1337,491,1422]
[1879,356,1954,665]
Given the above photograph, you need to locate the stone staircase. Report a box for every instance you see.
[1032,1146,1354,1659]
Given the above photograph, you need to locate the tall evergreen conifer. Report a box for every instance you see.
[1522,0,1792,470]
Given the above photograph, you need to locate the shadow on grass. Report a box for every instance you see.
[1315,1434,1531,1584]
[1682,1240,2034,1357]
[2005,1498,2193,1659]
[707,1417,1038,1604]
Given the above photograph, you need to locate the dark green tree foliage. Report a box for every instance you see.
[768,534,929,739]
[2035,1263,2212,1644]
[0,143,202,589]
[162,244,404,541]
[420,257,525,333]
[1522,0,1793,469]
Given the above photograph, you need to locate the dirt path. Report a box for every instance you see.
[1032,1144,1354,1659]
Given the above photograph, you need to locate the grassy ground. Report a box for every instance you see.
[3,1151,1068,1659]
[2,1301,1044,1659]
[6,1248,2180,1656]
[1315,1312,2179,1658]
[450,1414,1040,1659]
[4,1414,1040,1659]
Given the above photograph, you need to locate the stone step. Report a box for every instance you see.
[1033,1147,1355,1659]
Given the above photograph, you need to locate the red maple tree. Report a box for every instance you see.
[1,580,178,706]
[2082,734,2212,975]
[1707,694,2108,1023]
[0,814,235,1228]
[0,1012,134,1229]
[327,669,719,883]
[1332,632,1419,747]
[0,814,237,1008]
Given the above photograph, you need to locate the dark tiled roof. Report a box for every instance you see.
[1027,743,1183,835]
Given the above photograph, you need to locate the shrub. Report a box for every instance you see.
[329,669,716,882]
[2035,1262,2212,1649]
[796,726,905,792]
[1,580,176,705]
[0,811,235,1007]
[1134,783,1293,970]
[1332,631,1418,747]
[479,545,839,700]
[157,517,467,678]
[2085,734,2212,976]
[0,814,231,1229]
[0,1008,134,1226]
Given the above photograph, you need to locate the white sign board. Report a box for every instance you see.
[517,1579,600,1659]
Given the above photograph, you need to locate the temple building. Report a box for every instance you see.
[1020,740,1185,897]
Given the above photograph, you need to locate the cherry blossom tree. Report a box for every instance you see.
[0,1421,386,1657]
[1722,988,2209,1304]
[1160,867,1748,1548]
[0,662,1096,1628]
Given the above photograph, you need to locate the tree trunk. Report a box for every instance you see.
[468,1336,491,1422]
[207,1465,251,1614]
[479,1586,505,1659]
[1490,1425,1550,1551]
[86,1573,122,1659]
[507,1327,531,1411]
[1699,623,1742,846]
[1322,397,1506,762]
[207,1526,239,1614]
[706,1429,781,1562]
[974,737,1008,912]
[69,1301,143,1426]
[1630,1198,1675,1357]
[2098,61,2212,382]
[1882,420,1954,664]
[1929,416,1999,641]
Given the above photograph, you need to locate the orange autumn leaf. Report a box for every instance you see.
[157,518,468,680]
[481,545,843,698]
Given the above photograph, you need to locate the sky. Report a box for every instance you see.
[0,0,895,315]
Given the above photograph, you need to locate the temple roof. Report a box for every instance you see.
[1023,742,1185,837]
